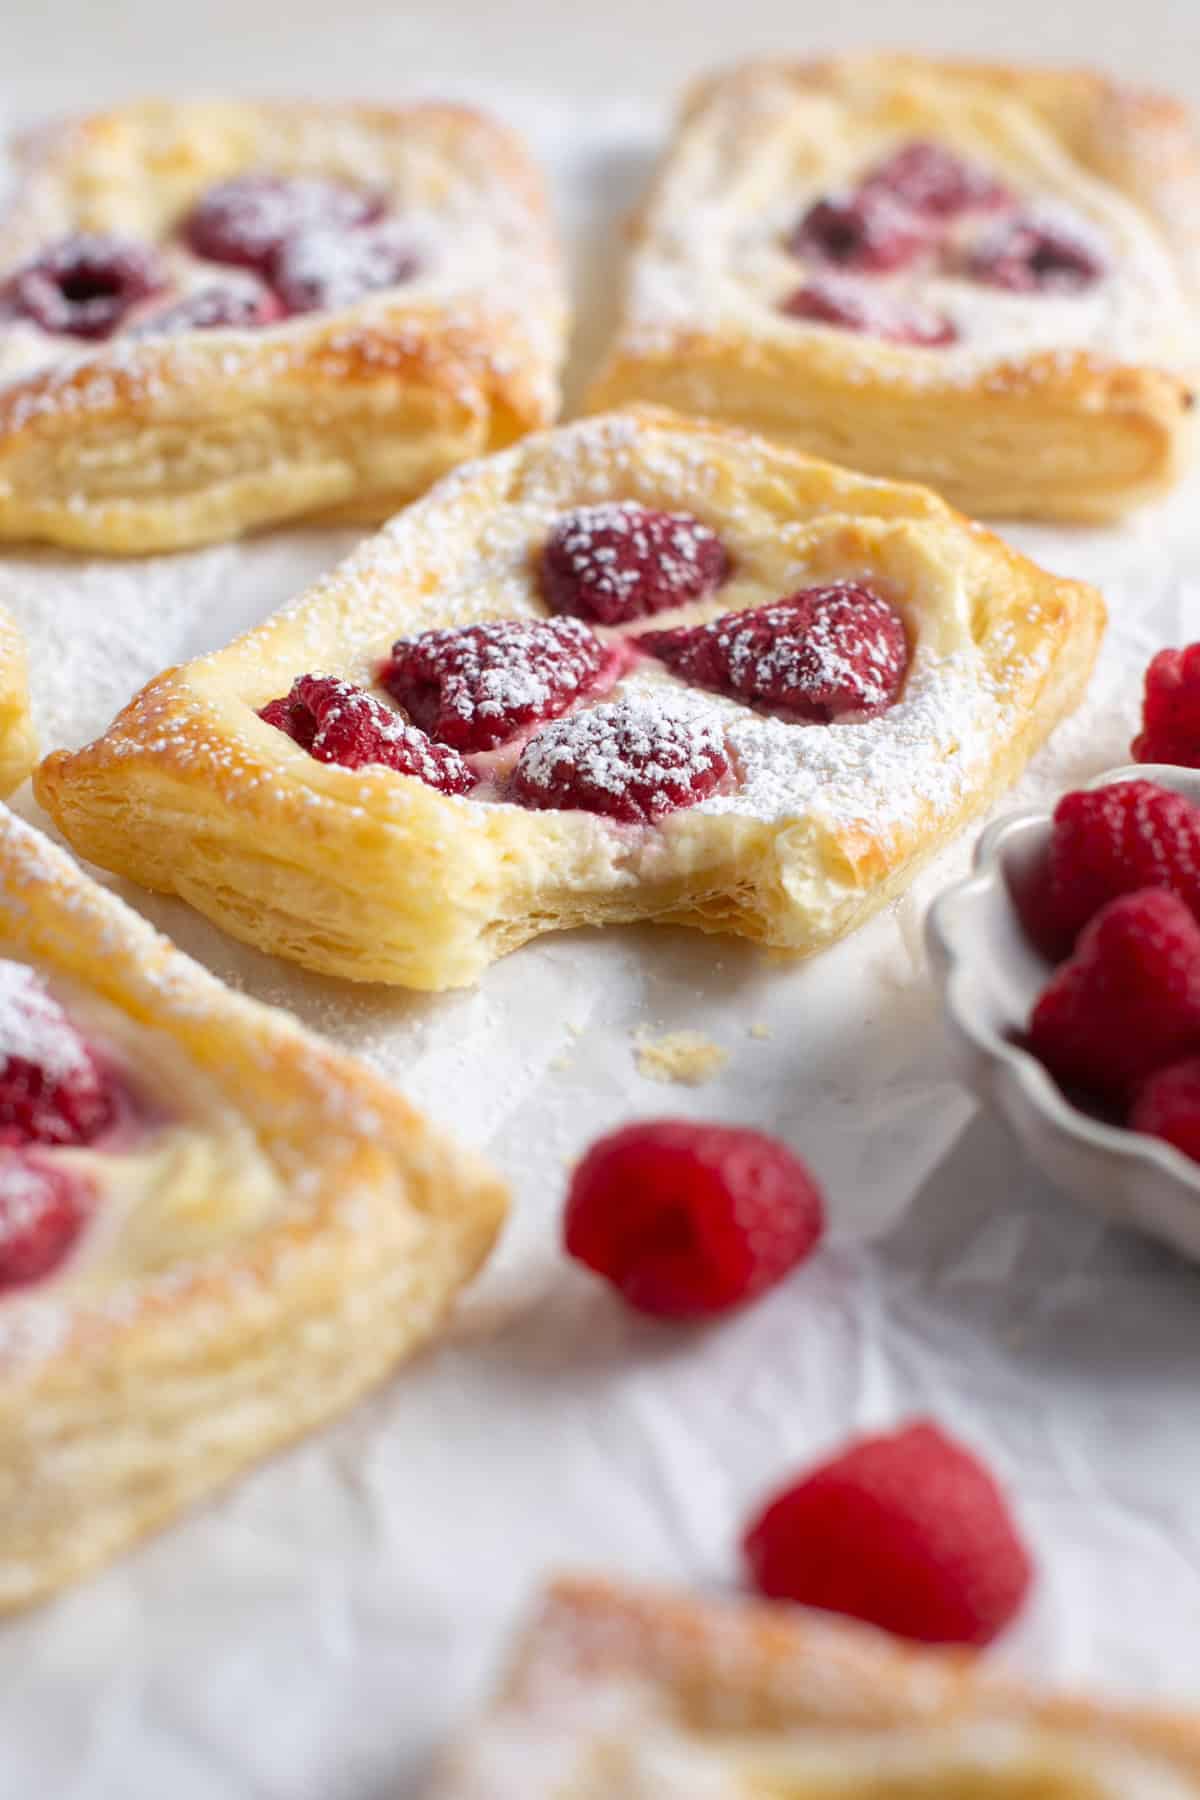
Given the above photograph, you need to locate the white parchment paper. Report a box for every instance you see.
[1,96,1199,1799]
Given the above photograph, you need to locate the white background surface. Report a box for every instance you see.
[2,8,1200,1796]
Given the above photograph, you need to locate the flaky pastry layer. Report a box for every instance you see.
[0,607,36,797]
[587,55,1200,521]
[35,407,1104,990]
[429,1576,1200,1795]
[0,805,507,1611]
[0,99,565,552]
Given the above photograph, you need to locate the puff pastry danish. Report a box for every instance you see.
[35,407,1104,991]
[0,607,36,797]
[0,99,564,552]
[587,55,1200,521]
[0,804,506,1611]
[429,1576,1200,1796]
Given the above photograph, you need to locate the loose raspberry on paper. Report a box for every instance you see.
[1132,645,1200,769]
[259,675,474,793]
[742,1419,1033,1647]
[381,617,621,752]
[539,503,731,627]
[638,584,909,722]
[564,1118,825,1318]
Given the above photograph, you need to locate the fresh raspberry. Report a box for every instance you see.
[135,280,283,335]
[1014,780,1200,961]
[861,140,1013,218]
[966,208,1106,293]
[1130,1057,1200,1162]
[512,698,728,823]
[4,234,166,339]
[1132,645,1200,769]
[182,173,383,272]
[564,1119,824,1319]
[1028,888,1200,1103]
[0,962,114,1149]
[0,1158,88,1290]
[780,278,957,347]
[269,222,418,315]
[381,617,621,753]
[788,189,933,274]
[259,675,474,793]
[539,502,730,627]
[638,584,909,722]
[742,1420,1033,1647]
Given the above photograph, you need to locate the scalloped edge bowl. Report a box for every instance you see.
[926,763,1200,1260]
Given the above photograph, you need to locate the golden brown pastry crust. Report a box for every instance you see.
[0,607,36,796]
[429,1576,1200,1793]
[35,407,1104,991]
[0,99,565,553]
[586,55,1200,522]
[0,804,507,1612]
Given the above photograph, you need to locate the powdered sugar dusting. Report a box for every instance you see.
[0,960,90,1080]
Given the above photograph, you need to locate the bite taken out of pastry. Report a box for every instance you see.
[0,606,36,797]
[427,1575,1200,1797]
[0,803,506,1612]
[0,98,565,552]
[586,55,1200,521]
[35,407,1105,991]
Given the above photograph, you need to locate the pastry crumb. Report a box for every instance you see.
[634,1028,728,1086]
[748,1021,772,1040]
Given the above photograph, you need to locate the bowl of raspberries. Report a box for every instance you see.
[927,645,1200,1257]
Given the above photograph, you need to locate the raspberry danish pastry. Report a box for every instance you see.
[36,408,1104,990]
[587,55,1200,521]
[0,607,36,797]
[428,1576,1200,1796]
[0,804,505,1610]
[0,100,564,552]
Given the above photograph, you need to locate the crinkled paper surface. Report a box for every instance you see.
[1,93,1200,1800]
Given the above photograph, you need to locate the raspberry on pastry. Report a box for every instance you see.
[1132,644,1200,768]
[779,278,957,347]
[135,280,283,335]
[861,139,1013,218]
[0,1157,89,1292]
[381,617,622,752]
[564,1118,824,1318]
[638,583,909,721]
[788,189,934,274]
[0,961,114,1148]
[181,172,384,272]
[966,207,1107,293]
[1014,779,1200,961]
[269,221,419,315]
[540,501,731,626]
[1130,1056,1200,1162]
[742,1419,1033,1647]
[3,234,166,338]
[260,674,474,792]
[512,697,729,823]
[1027,887,1200,1103]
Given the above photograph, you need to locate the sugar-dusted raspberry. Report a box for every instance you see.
[269,221,419,315]
[0,1157,89,1290]
[381,616,621,753]
[743,1420,1033,1647]
[779,278,957,347]
[182,173,383,272]
[0,961,114,1149]
[862,139,1013,218]
[1131,1057,1200,1163]
[1028,888,1200,1103]
[1132,645,1200,769]
[564,1119,824,1318]
[788,189,933,274]
[135,280,283,335]
[512,698,729,823]
[1015,780,1200,961]
[639,583,909,723]
[539,502,731,627]
[259,674,474,793]
[967,207,1106,293]
[4,234,166,339]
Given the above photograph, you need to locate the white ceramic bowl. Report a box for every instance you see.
[926,763,1200,1259]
